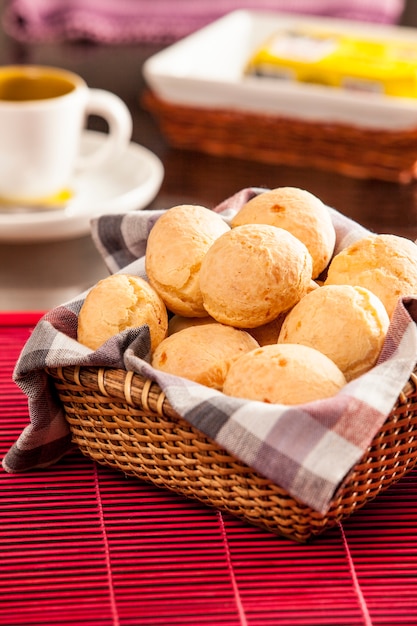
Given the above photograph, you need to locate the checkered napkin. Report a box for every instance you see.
[3,187,417,514]
[2,0,405,44]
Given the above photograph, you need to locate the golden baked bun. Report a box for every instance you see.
[168,314,214,335]
[152,323,259,389]
[199,224,313,328]
[244,280,316,347]
[278,284,390,381]
[245,313,287,346]
[77,274,168,351]
[145,204,230,317]
[231,187,336,278]
[223,343,346,405]
[169,312,285,347]
[324,233,417,318]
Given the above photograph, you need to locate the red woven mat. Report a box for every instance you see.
[1,312,416,626]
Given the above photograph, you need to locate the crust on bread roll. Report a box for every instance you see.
[145,204,230,317]
[231,187,336,278]
[223,343,346,405]
[324,233,417,318]
[199,224,313,328]
[245,313,287,346]
[278,284,390,381]
[77,274,168,352]
[152,322,259,389]
[168,314,214,335]
[169,312,286,346]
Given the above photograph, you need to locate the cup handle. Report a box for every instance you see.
[75,88,133,171]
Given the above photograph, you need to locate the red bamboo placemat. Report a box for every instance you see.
[1,312,417,626]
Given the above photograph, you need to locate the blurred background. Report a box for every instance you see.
[1,0,417,311]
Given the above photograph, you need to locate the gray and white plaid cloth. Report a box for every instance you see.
[3,188,417,514]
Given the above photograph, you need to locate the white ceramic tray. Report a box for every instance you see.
[143,10,417,130]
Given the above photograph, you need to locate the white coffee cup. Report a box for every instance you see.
[0,65,133,206]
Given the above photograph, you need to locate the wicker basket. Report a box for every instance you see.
[47,363,417,542]
[143,90,417,183]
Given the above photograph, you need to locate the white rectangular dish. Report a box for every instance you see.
[143,10,417,131]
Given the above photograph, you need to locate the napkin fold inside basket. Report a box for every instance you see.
[1,0,406,44]
[3,187,417,515]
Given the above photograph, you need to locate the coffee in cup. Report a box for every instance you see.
[0,65,133,207]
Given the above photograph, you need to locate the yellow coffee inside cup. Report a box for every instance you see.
[0,67,76,101]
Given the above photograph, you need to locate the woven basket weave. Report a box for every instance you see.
[143,90,417,183]
[47,363,417,542]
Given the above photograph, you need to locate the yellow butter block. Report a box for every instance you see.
[246,27,417,98]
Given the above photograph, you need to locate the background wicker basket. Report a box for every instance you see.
[47,363,417,543]
[143,90,417,183]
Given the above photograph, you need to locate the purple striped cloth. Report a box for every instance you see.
[3,187,417,514]
[2,0,405,44]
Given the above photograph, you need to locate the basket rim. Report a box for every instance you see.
[48,362,417,413]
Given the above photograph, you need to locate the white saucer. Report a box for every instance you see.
[0,130,164,243]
